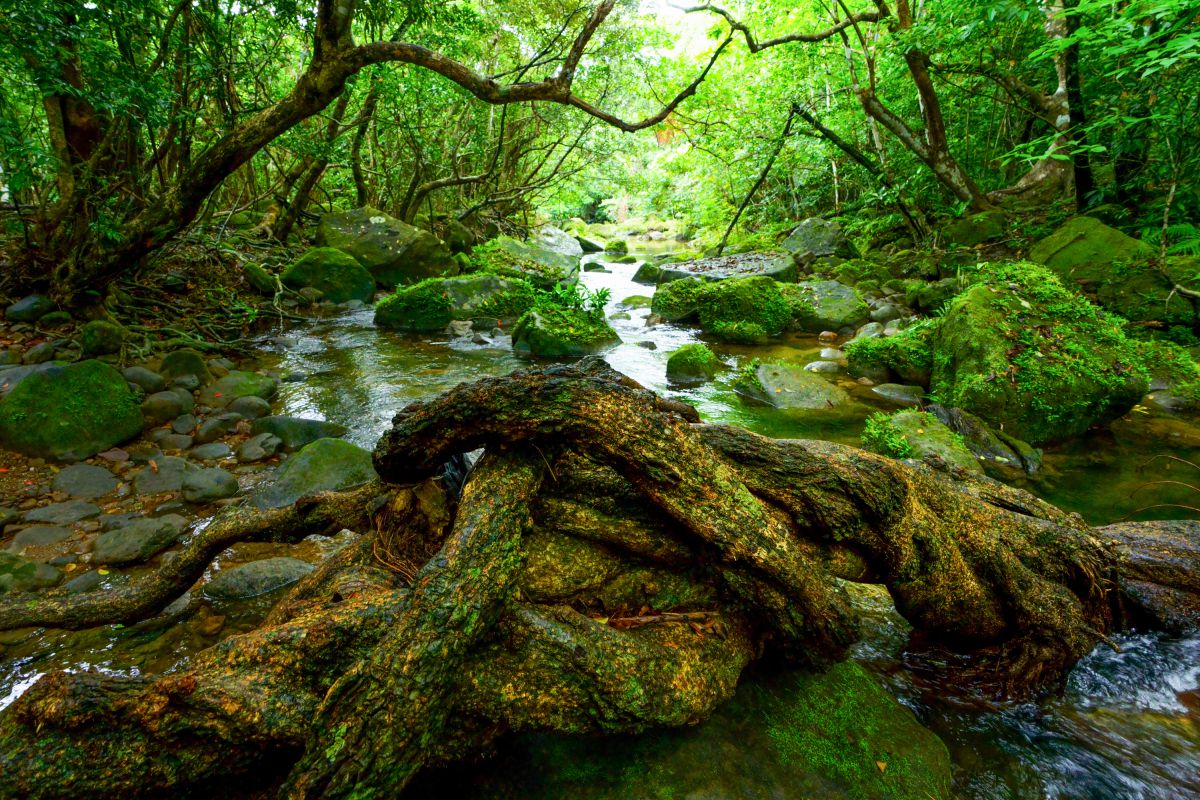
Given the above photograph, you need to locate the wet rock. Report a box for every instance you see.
[228,395,272,419]
[0,508,19,528]
[190,442,233,461]
[132,456,189,495]
[534,225,584,258]
[512,309,621,358]
[8,526,73,550]
[317,206,458,287]
[243,262,277,295]
[926,404,1041,476]
[5,295,54,323]
[281,247,376,304]
[91,515,187,565]
[251,415,348,451]
[576,235,604,253]
[99,513,143,531]
[64,569,103,593]
[804,361,842,374]
[473,235,581,290]
[0,349,22,366]
[734,362,854,410]
[194,412,243,444]
[22,342,57,364]
[24,500,100,525]
[123,366,165,393]
[159,349,212,385]
[784,280,870,333]
[865,410,981,473]
[869,303,902,323]
[203,556,314,600]
[197,371,277,408]
[142,391,189,425]
[251,438,378,509]
[171,413,196,434]
[782,218,858,261]
[871,383,925,407]
[51,464,118,499]
[375,273,537,331]
[171,374,201,391]
[666,343,720,385]
[238,432,283,462]
[79,320,126,356]
[819,348,845,360]
[156,433,194,452]
[182,467,240,503]
[0,552,61,594]
[635,341,657,350]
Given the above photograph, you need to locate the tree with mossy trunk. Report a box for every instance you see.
[0,361,1197,799]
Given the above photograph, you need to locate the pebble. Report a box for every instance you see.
[122,366,165,393]
[171,414,197,434]
[228,395,271,419]
[190,442,233,461]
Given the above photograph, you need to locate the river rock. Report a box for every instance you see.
[197,371,277,407]
[0,552,61,594]
[534,225,584,258]
[375,274,537,331]
[804,360,842,374]
[182,467,240,503]
[784,280,870,332]
[64,569,103,593]
[866,410,981,472]
[79,320,126,356]
[5,295,54,323]
[194,412,243,444]
[251,416,348,451]
[735,362,854,410]
[926,404,1041,476]
[316,206,458,287]
[228,395,272,419]
[666,344,720,384]
[123,366,165,393]
[24,500,101,524]
[243,262,277,295]
[51,464,118,499]
[652,276,794,343]
[473,235,580,290]
[159,349,212,385]
[944,210,1006,247]
[142,391,189,425]
[782,218,858,261]
[512,309,621,358]
[171,413,196,435]
[8,526,73,550]
[251,438,378,509]
[0,360,144,461]
[190,442,233,461]
[21,342,56,364]
[203,557,314,600]
[91,515,187,565]
[281,247,376,304]
[871,383,925,407]
[157,433,193,452]
[133,456,189,495]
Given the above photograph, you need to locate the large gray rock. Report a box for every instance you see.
[182,467,240,503]
[534,225,585,258]
[238,432,282,462]
[784,281,870,332]
[197,371,277,408]
[251,416,348,451]
[203,557,314,600]
[123,366,165,393]
[91,515,187,565]
[734,362,854,410]
[5,295,54,322]
[24,500,100,525]
[133,456,189,495]
[251,438,378,509]
[51,464,118,499]
[473,236,580,290]
[782,218,858,260]
[316,207,458,288]
[281,247,376,304]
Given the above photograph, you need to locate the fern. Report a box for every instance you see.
[1141,222,1200,256]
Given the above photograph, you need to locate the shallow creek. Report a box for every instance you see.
[2,244,1198,798]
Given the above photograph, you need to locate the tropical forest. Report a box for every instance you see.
[1,0,1199,797]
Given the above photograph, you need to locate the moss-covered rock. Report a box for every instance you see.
[651,276,793,344]
[0,551,61,595]
[666,343,720,384]
[251,438,378,509]
[733,360,854,410]
[79,320,125,356]
[1030,216,1153,275]
[374,274,537,331]
[512,309,620,358]
[649,277,705,322]
[316,206,458,287]
[0,360,144,461]
[845,323,935,386]
[197,371,277,408]
[280,247,376,304]
[862,410,980,472]
[159,348,211,384]
[470,236,581,290]
[931,262,1147,443]
[782,218,858,260]
[944,210,1006,247]
[781,280,870,332]
[243,262,277,295]
[604,238,629,256]
[5,295,54,322]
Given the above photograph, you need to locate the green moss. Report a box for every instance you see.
[861,410,978,471]
[834,259,892,287]
[1134,338,1200,385]
[845,323,934,385]
[512,307,620,358]
[697,277,793,343]
[604,239,629,255]
[471,237,577,289]
[79,319,125,356]
[665,343,720,383]
[281,247,376,303]
[861,412,914,459]
[650,278,705,321]
[373,278,454,331]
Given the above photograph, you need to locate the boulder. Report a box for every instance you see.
[652,252,797,285]
[51,464,118,499]
[79,320,125,356]
[238,432,283,462]
[782,280,870,332]
[123,366,165,393]
[472,236,580,289]
[281,247,376,304]
[5,295,54,323]
[511,309,621,358]
[142,391,190,425]
[651,276,793,344]
[182,467,240,503]
[203,557,314,600]
[1030,216,1153,277]
[862,410,981,472]
[576,235,604,253]
[943,210,1006,248]
[228,395,272,419]
[0,552,61,594]
[316,206,458,287]
[22,343,56,364]
[0,360,144,461]
[251,438,378,509]
[534,225,584,258]
[666,343,720,384]
[782,218,858,261]
[132,456,189,495]
[159,349,212,384]
[91,515,187,565]
[197,371,277,408]
[931,262,1147,443]
[734,361,854,410]
[24,500,100,525]
[374,274,537,331]
[926,404,1041,476]
[243,262,277,295]
[250,416,348,451]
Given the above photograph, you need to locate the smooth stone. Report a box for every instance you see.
[6,295,54,322]
[251,438,377,509]
[51,464,118,499]
[122,366,165,393]
[870,303,902,323]
[0,508,19,528]
[237,433,283,463]
[159,349,212,384]
[64,569,103,593]
[24,500,100,524]
[158,434,194,452]
[203,556,314,600]
[197,371,277,408]
[172,413,197,434]
[171,374,201,391]
[100,513,143,531]
[132,456,189,495]
[182,467,240,503]
[228,395,272,419]
[804,361,843,374]
[250,416,348,452]
[871,383,926,407]
[142,391,188,425]
[194,412,243,444]
[819,348,845,360]
[635,341,658,350]
[9,526,73,549]
[190,442,233,461]
[91,515,187,565]
[22,342,56,364]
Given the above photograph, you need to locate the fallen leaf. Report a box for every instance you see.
[98,568,110,575]
[875,761,887,774]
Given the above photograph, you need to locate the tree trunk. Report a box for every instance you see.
[1,362,1196,798]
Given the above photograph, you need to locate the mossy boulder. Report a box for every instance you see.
[0,551,61,595]
[471,236,580,290]
[734,361,854,410]
[655,252,797,285]
[204,557,314,600]
[604,239,629,256]
[316,206,458,287]
[5,295,54,322]
[534,225,584,258]
[931,262,1148,444]
[651,276,793,344]
[159,349,212,384]
[374,274,537,331]
[0,360,144,461]
[79,320,126,356]
[243,262,277,295]
[1029,216,1153,277]
[944,210,1006,247]
[666,343,720,384]
[251,438,378,509]
[197,371,277,408]
[862,410,981,472]
[781,280,870,332]
[782,218,858,260]
[846,323,935,386]
[512,309,620,358]
[281,247,376,304]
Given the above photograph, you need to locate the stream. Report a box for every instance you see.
[2,242,1198,798]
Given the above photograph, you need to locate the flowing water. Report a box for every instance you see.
[2,242,1198,797]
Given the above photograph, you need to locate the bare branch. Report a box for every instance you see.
[676,1,887,51]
